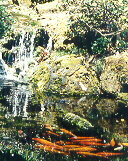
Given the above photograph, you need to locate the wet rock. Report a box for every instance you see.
[95,99,117,117]
[63,113,94,130]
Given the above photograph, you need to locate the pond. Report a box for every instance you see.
[0,80,128,161]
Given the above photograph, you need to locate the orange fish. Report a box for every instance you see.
[45,124,54,131]
[55,141,65,145]
[65,141,75,145]
[97,152,124,158]
[39,145,70,156]
[71,138,102,142]
[60,128,76,137]
[63,145,82,148]
[32,138,63,150]
[110,138,116,147]
[70,136,96,140]
[69,146,97,152]
[46,131,61,137]
[78,142,109,146]
[63,145,83,152]
[119,143,128,146]
[77,152,102,157]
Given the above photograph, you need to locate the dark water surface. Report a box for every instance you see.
[0,82,128,161]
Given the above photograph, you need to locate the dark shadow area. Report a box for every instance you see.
[34,29,49,48]
[120,83,128,93]
[0,150,26,161]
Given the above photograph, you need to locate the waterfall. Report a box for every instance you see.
[14,30,37,73]
[1,28,50,118]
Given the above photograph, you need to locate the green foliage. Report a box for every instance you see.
[92,37,110,55]
[0,4,13,39]
[62,0,127,55]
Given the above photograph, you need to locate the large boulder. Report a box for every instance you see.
[32,54,100,96]
[100,52,128,99]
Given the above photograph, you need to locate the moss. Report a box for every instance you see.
[100,52,128,94]
[32,54,101,97]
[64,113,94,130]
[32,62,50,91]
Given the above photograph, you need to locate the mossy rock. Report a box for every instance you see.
[63,113,94,130]
[32,54,100,96]
[100,52,128,95]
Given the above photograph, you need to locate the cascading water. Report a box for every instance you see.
[14,29,37,79]
[1,28,50,118]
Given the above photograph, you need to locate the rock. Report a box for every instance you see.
[100,52,128,96]
[63,113,94,130]
[32,54,100,96]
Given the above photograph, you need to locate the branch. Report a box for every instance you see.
[78,20,124,37]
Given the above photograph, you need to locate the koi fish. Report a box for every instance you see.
[63,145,83,151]
[45,124,54,131]
[69,146,97,152]
[55,141,65,145]
[65,141,75,145]
[46,131,61,137]
[60,128,77,137]
[78,142,109,146]
[32,138,63,150]
[71,138,102,142]
[119,143,128,146]
[77,152,102,157]
[97,152,124,158]
[63,145,82,148]
[70,136,96,140]
[39,145,70,156]
[114,144,123,151]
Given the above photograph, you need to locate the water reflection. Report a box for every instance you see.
[0,83,128,160]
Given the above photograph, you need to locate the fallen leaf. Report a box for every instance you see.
[110,138,116,147]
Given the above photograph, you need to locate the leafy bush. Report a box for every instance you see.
[62,0,127,55]
[0,4,13,39]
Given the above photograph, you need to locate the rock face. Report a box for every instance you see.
[32,54,100,96]
[32,51,128,98]
[100,52,128,98]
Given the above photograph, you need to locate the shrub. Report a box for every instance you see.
[62,0,127,55]
[0,3,13,39]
